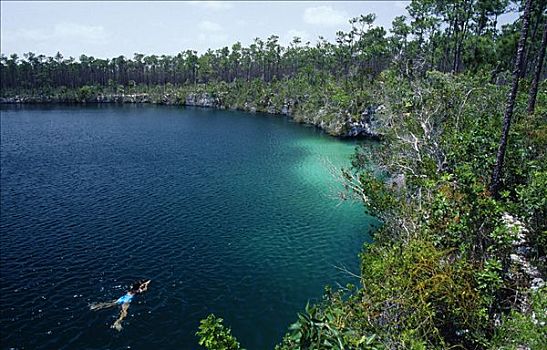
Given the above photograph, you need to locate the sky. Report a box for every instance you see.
[1,1,518,60]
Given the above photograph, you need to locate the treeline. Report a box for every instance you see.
[1,0,546,92]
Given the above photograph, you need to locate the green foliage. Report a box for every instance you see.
[360,240,483,347]
[196,314,244,350]
[514,170,547,256]
[331,70,546,349]
[490,287,547,350]
[3,0,541,94]
[77,85,98,102]
[276,288,381,350]
[475,259,503,310]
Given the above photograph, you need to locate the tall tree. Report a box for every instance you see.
[489,0,534,197]
[527,21,547,114]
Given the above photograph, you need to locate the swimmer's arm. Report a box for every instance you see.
[139,280,151,292]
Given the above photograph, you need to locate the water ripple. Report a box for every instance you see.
[1,105,374,350]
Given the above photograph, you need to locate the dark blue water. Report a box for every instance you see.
[0,104,374,350]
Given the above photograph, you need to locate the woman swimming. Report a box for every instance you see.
[90,279,151,331]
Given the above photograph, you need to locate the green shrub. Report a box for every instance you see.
[196,314,244,350]
[276,287,381,350]
[360,239,483,348]
[490,287,547,350]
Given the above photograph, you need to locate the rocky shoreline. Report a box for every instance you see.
[1,92,382,139]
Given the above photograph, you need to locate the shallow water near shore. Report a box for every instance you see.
[0,104,374,349]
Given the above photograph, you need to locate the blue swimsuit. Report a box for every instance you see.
[116,293,134,304]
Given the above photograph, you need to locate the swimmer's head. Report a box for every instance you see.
[130,279,151,294]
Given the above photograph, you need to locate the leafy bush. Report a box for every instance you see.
[490,287,547,350]
[196,314,244,350]
[276,287,381,350]
[360,239,483,348]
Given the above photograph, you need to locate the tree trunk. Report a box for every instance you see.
[454,0,473,73]
[452,20,460,73]
[521,1,546,78]
[489,0,533,197]
[457,13,472,72]
[527,21,547,114]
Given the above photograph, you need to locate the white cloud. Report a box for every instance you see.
[303,6,348,27]
[188,1,233,11]
[197,32,229,47]
[5,22,106,44]
[196,21,228,49]
[198,20,222,32]
[53,23,106,42]
[5,28,50,42]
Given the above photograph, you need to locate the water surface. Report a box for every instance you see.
[0,105,374,349]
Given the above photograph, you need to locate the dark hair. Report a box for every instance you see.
[129,279,149,294]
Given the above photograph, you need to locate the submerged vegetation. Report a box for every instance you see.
[2,0,546,348]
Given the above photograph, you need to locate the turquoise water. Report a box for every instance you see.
[0,104,374,349]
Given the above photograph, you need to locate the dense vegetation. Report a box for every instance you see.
[1,1,545,88]
[2,0,546,348]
